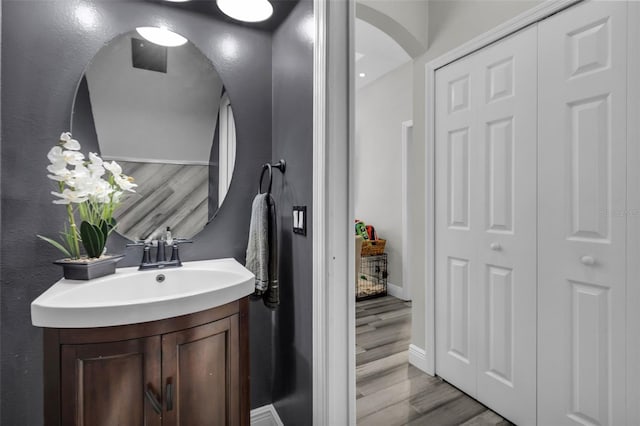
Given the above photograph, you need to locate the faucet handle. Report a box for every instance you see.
[169,239,192,265]
[127,241,152,266]
[173,238,193,244]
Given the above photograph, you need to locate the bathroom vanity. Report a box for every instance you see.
[43,299,248,426]
[31,258,254,426]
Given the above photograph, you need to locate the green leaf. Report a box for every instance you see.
[108,217,117,231]
[80,221,105,258]
[37,234,72,258]
[100,220,109,241]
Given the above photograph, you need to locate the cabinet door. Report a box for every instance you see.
[162,315,239,426]
[538,1,628,425]
[60,337,162,426]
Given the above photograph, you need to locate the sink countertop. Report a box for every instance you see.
[31,258,255,328]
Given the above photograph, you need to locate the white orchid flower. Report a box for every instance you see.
[88,152,103,165]
[114,173,137,192]
[103,160,123,175]
[46,165,72,182]
[69,164,90,184]
[47,146,64,164]
[51,188,89,205]
[88,163,105,179]
[86,179,114,203]
[47,150,68,178]
[59,132,81,150]
[86,152,105,178]
[62,150,84,166]
[49,145,84,166]
[47,161,66,174]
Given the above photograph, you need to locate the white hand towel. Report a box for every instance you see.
[246,193,269,294]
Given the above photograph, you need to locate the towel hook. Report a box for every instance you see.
[258,159,286,194]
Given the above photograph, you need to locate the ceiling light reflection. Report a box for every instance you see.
[135,27,188,47]
[217,0,273,23]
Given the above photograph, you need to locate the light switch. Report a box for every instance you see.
[293,206,307,235]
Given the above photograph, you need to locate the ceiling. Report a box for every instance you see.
[355,18,412,91]
[146,0,300,32]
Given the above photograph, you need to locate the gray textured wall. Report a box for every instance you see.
[1,1,275,424]
[271,1,314,424]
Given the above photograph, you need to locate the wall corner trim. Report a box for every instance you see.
[250,404,284,426]
[408,344,432,375]
[386,282,405,300]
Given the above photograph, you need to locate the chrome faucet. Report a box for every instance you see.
[127,232,192,270]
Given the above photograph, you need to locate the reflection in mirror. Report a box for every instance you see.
[72,30,236,241]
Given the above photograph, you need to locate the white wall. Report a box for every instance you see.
[86,33,222,164]
[408,0,543,349]
[355,61,412,291]
[358,0,429,49]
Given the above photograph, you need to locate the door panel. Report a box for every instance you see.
[538,1,627,425]
[486,117,513,232]
[60,337,161,426]
[448,128,471,229]
[568,95,611,241]
[447,257,471,362]
[485,264,513,386]
[435,25,537,426]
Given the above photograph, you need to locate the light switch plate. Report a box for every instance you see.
[293,206,307,235]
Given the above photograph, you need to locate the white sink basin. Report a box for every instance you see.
[31,258,255,328]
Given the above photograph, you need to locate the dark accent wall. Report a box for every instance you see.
[1,1,274,424]
[271,1,314,424]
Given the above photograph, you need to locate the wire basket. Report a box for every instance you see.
[357,253,388,301]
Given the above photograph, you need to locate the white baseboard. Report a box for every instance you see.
[386,281,405,300]
[408,344,431,375]
[251,404,284,426]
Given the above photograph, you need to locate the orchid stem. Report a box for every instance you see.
[66,202,81,259]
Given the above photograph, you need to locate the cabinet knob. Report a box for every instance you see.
[580,255,596,266]
[490,242,502,251]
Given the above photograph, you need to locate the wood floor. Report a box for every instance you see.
[356,296,513,426]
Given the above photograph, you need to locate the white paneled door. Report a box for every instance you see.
[538,2,628,425]
[435,26,537,426]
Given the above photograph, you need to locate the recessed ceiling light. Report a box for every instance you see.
[164,0,191,2]
[359,73,366,78]
[217,0,273,23]
[135,27,188,47]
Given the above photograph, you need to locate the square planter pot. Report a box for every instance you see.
[54,254,125,280]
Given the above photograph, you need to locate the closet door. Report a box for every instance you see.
[627,2,640,424]
[538,2,628,425]
[475,27,537,426]
[435,51,479,395]
[435,26,537,426]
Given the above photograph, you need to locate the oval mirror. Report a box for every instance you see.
[71,29,236,241]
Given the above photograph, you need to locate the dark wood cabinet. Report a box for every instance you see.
[43,298,249,426]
